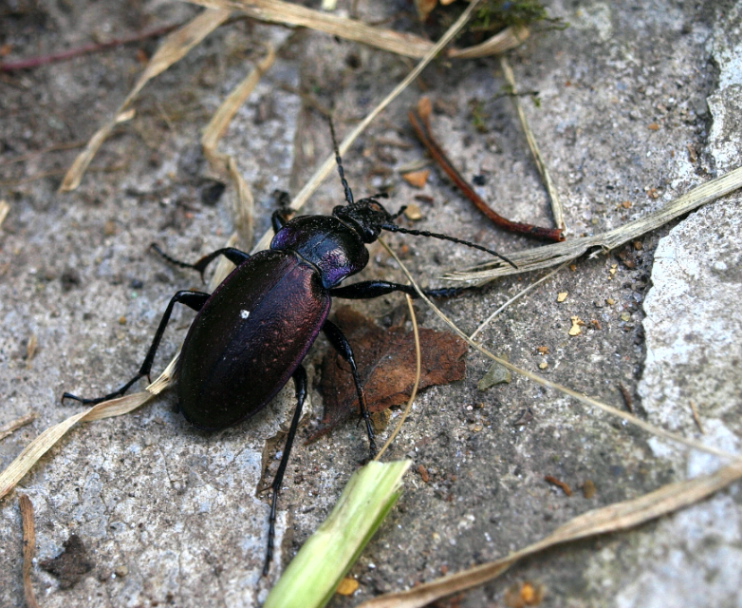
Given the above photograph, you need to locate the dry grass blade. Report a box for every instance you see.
[449,25,530,59]
[446,167,742,285]
[375,292,421,461]
[499,55,564,230]
[0,199,9,229]
[202,44,278,247]
[0,414,37,443]
[0,392,152,500]
[19,494,40,608]
[357,461,742,608]
[186,0,526,59]
[59,8,232,192]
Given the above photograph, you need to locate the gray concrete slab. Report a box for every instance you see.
[0,1,740,607]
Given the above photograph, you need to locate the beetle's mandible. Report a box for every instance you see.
[63,122,514,575]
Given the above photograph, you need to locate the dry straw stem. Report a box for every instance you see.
[374,293,421,461]
[358,460,742,608]
[446,166,742,285]
[185,0,528,59]
[202,43,278,248]
[19,494,40,608]
[59,8,232,192]
[0,414,38,443]
[0,199,10,229]
[499,55,564,230]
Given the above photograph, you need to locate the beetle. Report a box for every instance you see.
[63,123,514,574]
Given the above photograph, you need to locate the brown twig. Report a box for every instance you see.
[0,23,182,72]
[0,414,37,442]
[617,384,634,413]
[544,475,573,496]
[408,107,564,242]
[19,494,40,608]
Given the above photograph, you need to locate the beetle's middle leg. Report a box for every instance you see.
[322,319,377,460]
[263,365,307,576]
[62,290,210,406]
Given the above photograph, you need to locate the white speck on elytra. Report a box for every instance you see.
[240,310,250,319]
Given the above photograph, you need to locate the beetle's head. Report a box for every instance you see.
[333,197,400,243]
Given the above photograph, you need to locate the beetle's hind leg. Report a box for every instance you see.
[151,244,250,282]
[62,290,210,406]
[263,365,307,576]
[322,319,377,459]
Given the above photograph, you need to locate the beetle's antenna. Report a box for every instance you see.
[380,223,518,269]
[328,118,355,206]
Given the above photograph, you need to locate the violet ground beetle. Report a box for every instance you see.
[63,122,515,575]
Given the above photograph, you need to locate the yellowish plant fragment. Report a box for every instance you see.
[264,460,412,608]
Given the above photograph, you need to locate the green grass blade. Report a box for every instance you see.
[265,459,412,608]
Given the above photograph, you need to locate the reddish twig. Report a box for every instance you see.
[0,23,181,72]
[409,108,564,242]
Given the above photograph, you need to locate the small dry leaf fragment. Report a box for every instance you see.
[402,171,431,189]
[608,264,618,279]
[25,335,38,362]
[582,480,597,499]
[477,359,511,390]
[336,577,359,595]
[646,187,660,199]
[620,312,632,322]
[647,122,661,131]
[620,200,632,209]
[416,96,433,121]
[605,298,616,306]
[505,581,545,607]
[414,0,438,21]
[538,361,548,370]
[371,409,391,433]
[556,291,568,303]
[403,202,424,221]
[536,346,549,355]
[568,316,584,336]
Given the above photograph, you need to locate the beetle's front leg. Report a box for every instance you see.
[62,290,210,406]
[331,280,464,300]
[263,365,307,576]
[322,319,377,460]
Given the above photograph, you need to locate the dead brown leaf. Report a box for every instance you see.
[315,307,467,438]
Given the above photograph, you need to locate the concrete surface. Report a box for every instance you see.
[0,1,740,607]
